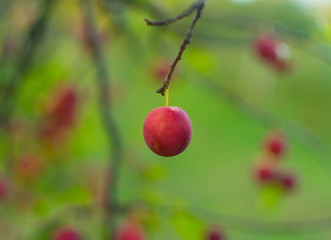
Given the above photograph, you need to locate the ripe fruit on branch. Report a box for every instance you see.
[116,222,145,240]
[143,106,192,157]
[53,227,81,240]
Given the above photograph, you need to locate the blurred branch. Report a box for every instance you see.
[114,200,331,234]
[80,0,123,239]
[202,12,331,66]
[0,0,54,176]
[0,0,54,128]
[99,0,127,32]
[193,75,331,179]
[144,1,199,26]
[145,0,205,96]
[144,202,331,235]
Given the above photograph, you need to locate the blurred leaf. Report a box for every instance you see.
[141,164,166,181]
[171,209,205,240]
[56,185,90,205]
[32,198,51,217]
[185,48,216,74]
[260,183,283,210]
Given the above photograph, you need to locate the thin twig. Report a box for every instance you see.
[145,0,205,96]
[80,0,123,239]
[140,2,331,68]
[144,2,198,26]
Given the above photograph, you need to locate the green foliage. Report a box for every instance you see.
[171,210,205,240]
[1,0,331,239]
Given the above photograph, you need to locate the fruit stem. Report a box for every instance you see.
[165,88,169,106]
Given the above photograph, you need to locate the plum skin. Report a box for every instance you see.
[143,106,192,157]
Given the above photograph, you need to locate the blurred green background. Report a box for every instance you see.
[1,0,331,239]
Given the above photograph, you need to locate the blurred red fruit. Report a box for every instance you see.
[0,177,9,200]
[255,35,292,73]
[206,227,225,240]
[279,172,296,191]
[54,227,81,240]
[116,222,145,240]
[255,36,277,62]
[41,85,78,140]
[255,165,276,183]
[264,132,287,157]
[49,86,77,127]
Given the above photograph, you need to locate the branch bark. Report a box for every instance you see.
[80,0,123,239]
[0,0,54,128]
[145,0,205,96]
[149,202,331,235]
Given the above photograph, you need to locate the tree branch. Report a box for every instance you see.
[144,1,198,26]
[145,0,205,96]
[140,2,331,68]
[80,0,123,239]
[149,202,331,235]
[201,12,331,66]
[0,0,54,128]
